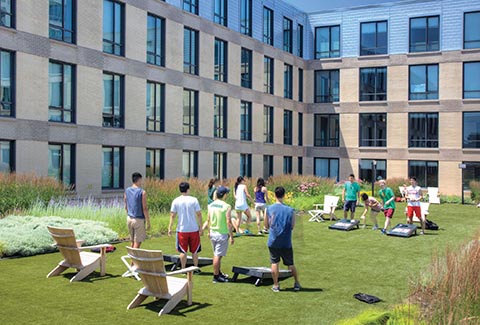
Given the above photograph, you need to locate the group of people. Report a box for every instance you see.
[124,173,300,292]
[342,174,426,235]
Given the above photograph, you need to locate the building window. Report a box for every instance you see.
[284,64,293,99]
[409,64,438,100]
[298,68,303,102]
[240,0,252,36]
[409,16,439,53]
[0,50,14,117]
[359,159,386,183]
[463,162,480,191]
[213,152,227,179]
[214,38,228,82]
[283,156,292,174]
[183,89,198,136]
[298,112,303,146]
[146,81,164,132]
[314,158,339,181]
[49,0,75,43]
[49,61,74,123]
[264,56,274,94]
[408,160,438,187]
[240,153,252,177]
[184,27,199,75]
[103,0,124,56]
[102,146,123,189]
[409,113,438,148]
[464,11,480,49]
[241,48,252,88]
[146,148,164,179]
[103,72,123,128]
[314,114,339,147]
[182,150,198,178]
[0,0,14,28]
[48,143,75,186]
[314,70,339,103]
[464,62,480,99]
[360,21,387,56]
[214,95,227,138]
[359,67,387,101]
[147,14,165,66]
[263,6,274,45]
[213,0,227,26]
[263,155,273,179]
[240,101,252,141]
[298,157,303,175]
[463,112,480,149]
[284,110,292,145]
[0,140,14,173]
[183,0,198,15]
[283,17,293,53]
[297,24,304,57]
[359,113,386,147]
[264,105,274,143]
[315,25,340,59]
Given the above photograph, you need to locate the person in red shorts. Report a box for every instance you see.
[169,182,203,272]
[406,176,425,235]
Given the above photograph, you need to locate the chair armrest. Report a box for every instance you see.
[166,266,199,276]
[313,204,324,209]
[78,243,112,250]
[76,240,85,247]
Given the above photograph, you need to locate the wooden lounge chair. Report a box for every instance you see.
[46,226,111,282]
[308,195,340,222]
[126,246,199,316]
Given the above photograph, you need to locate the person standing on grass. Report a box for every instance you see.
[360,193,382,230]
[406,176,425,235]
[233,176,253,235]
[124,172,151,249]
[378,180,395,234]
[169,182,203,272]
[342,174,361,221]
[266,186,301,293]
[254,177,270,235]
[207,178,220,205]
[206,186,234,283]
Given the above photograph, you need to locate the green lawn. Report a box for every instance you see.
[1,203,479,325]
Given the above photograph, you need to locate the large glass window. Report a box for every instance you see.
[464,11,480,49]
[284,64,293,99]
[0,50,14,117]
[49,61,74,123]
[298,24,304,57]
[283,17,293,53]
[409,113,438,148]
[314,114,339,147]
[214,38,227,82]
[103,0,124,56]
[314,70,339,103]
[409,64,438,100]
[284,110,292,145]
[0,140,14,173]
[359,159,386,183]
[283,156,292,174]
[408,160,438,187]
[240,0,252,36]
[314,158,339,181]
[463,112,480,148]
[48,143,74,186]
[146,148,164,179]
[464,62,480,99]
[263,155,273,179]
[264,105,274,143]
[315,25,340,59]
[147,14,165,66]
[102,146,123,189]
[184,27,199,75]
[146,81,164,132]
[183,0,198,15]
[103,72,123,128]
[214,95,227,138]
[213,152,227,179]
[49,0,75,43]
[359,113,386,147]
[264,56,274,94]
[0,0,14,28]
[298,112,303,146]
[359,67,387,101]
[263,6,274,45]
[240,153,252,177]
[214,0,227,26]
[463,162,480,190]
[240,101,252,141]
[298,68,303,102]
[360,21,387,56]
[183,89,198,136]
[182,150,198,178]
[241,48,252,88]
[409,16,439,53]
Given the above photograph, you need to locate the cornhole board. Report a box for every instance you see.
[387,223,417,238]
[328,218,360,231]
[163,254,213,271]
[231,266,292,286]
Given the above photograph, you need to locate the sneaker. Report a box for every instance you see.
[243,229,251,235]
[293,283,301,291]
[220,272,229,279]
[380,228,387,235]
[213,275,228,283]
[257,231,263,235]
[262,228,269,234]
[271,285,280,292]
[420,231,425,235]
[193,268,202,275]
[372,225,379,231]
[360,224,366,229]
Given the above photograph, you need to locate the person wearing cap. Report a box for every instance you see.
[378,179,396,234]
[206,186,234,283]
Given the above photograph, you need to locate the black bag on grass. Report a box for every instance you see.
[354,293,381,304]
[425,219,439,230]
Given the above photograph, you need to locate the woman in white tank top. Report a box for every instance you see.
[233,176,253,234]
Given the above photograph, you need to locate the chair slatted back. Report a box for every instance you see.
[126,247,169,295]
[47,226,82,266]
[324,195,340,213]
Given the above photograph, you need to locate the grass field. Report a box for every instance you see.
[1,202,479,325]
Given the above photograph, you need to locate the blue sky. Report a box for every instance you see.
[282,0,405,12]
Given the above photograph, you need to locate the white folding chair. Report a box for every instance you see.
[308,195,340,222]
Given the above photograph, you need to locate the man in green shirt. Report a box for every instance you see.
[378,180,396,234]
[342,174,361,220]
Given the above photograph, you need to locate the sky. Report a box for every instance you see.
[282,0,406,12]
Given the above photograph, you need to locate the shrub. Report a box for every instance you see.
[469,180,480,202]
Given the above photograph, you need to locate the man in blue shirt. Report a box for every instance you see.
[266,186,301,292]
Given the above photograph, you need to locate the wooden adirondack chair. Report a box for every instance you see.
[46,226,110,282]
[126,246,199,316]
